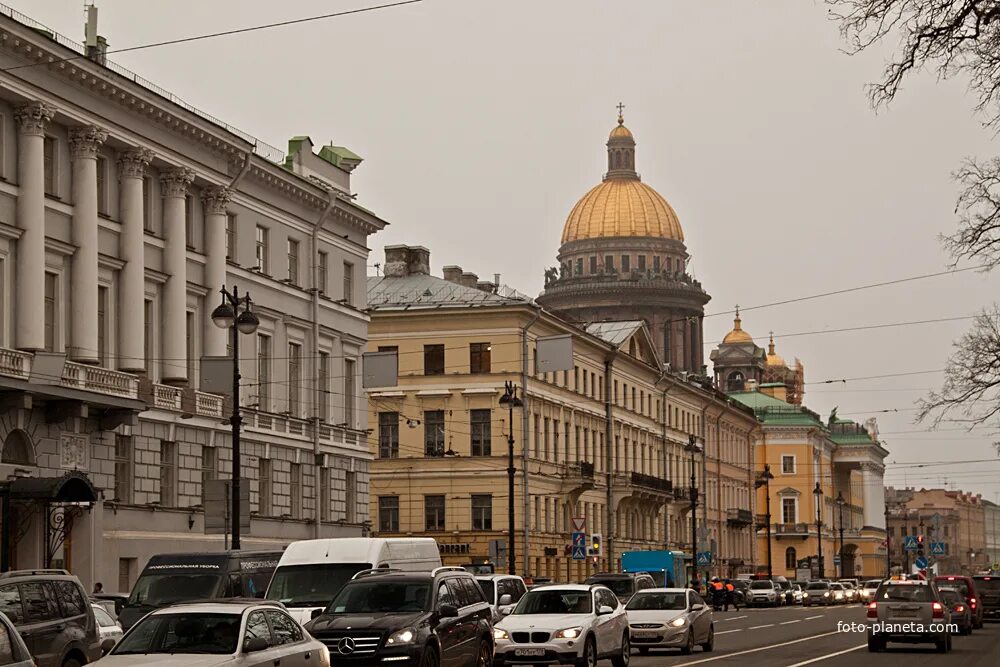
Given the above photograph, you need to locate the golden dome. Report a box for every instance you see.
[722,310,753,344]
[561,179,684,243]
[609,121,634,140]
[766,333,786,367]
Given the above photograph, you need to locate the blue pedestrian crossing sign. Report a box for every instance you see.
[915,555,928,569]
[930,542,946,556]
[903,535,919,551]
[696,551,712,566]
[571,532,587,560]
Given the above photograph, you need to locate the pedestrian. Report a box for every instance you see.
[92,582,103,595]
[709,576,724,610]
[724,579,738,611]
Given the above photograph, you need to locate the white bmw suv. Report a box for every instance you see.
[493,583,629,667]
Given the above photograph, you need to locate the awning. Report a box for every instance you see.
[3,471,98,503]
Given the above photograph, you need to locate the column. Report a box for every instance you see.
[13,102,55,351]
[201,186,233,358]
[68,126,108,363]
[160,168,195,383]
[117,149,153,372]
[861,463,886,530]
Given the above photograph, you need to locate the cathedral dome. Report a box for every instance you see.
[722,311,753,345]
[766,333,786,367]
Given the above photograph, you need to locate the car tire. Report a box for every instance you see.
[62,659,83,667]
[611,632,629,667]
[419,644,439,667]
[935,637,948,653]
[701,624,714,652]
[867,637,883,653]
[475,639,492,667]
[679,630,694,655]
[576,636,597,667]
[946,634,953,652]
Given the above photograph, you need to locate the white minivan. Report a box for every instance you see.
[265,537,441,623]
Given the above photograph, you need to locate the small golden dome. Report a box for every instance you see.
[560,178,683,243]
[766,333,786,367]
[722,310,753,345]
[609,121,634,140]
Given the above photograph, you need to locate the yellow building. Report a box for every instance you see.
[366,245,759,581]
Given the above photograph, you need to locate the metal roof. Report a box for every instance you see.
[584,321,645,347]
[367,274,533,311]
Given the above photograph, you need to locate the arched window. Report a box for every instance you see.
[614,151,621,169]
[2,430,35,466]
[785,547,797,570]
[625,151,632,168]
[727,371,745,392]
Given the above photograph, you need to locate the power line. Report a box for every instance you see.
[703,315,975,347]
[0,0,425,73]
[805,369,944,386]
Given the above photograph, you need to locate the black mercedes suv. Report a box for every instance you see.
[304,566,494,667]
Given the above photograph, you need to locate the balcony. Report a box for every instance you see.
[561,461,597,495]
[755,513,769,529]
[0,347,140,400]
[146,383,223,418]
[630,472,672,494]
[775,522,812,538]
[726,508,753,526]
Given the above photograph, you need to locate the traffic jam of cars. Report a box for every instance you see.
[0,540,996,666]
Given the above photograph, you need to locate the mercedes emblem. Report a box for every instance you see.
[337,637,356,655]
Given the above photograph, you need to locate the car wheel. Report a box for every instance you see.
[62,658,83,667]
[946,634,953,652]
[576,636,597,667]
[867,636,883,653]
[935,637,948,653]
[419,644,439,667]
[701,624,714,652]
[679,630,694,655]
[611,632,629,667]
[476,639,492,667]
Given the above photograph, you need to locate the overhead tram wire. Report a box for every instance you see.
[0,0,425,74]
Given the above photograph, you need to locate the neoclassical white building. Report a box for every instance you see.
[0,7,386,591]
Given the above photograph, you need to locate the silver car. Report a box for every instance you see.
[867,579,952,653]
[0,611,34,667]
[626,588,714,656]
[91,603,123,654]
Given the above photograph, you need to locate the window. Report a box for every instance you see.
[344,358,356,426]
[201,446,216,506]
[0,613,17,662]
[637,255,646,272]
[320,469,331,523]
[185,194,195,249]
[225,213,236,260]
[781,497,796,524]
[43,272,56,352]
[186,311,196,384]
[244,611,271,647]
[0,585,21,624]
[574,258,583,276]
[604,255,614,271]
[425,410,445,456]
[470,342,491,374]
[287,238,299,284]
[159,440,176,506]
[96,155,108,215]
[259,458,272,515]
[425,495,445,531]
[379,496,400,532]
[255,226,269,273]
[52,580,85,618]
[290,463,302,519]
[97,285,109,366]
[266,610,303,646]
[257,334,271,410]
[424,344,445,375]
[726,371,745,393]
[343,261,354,305]
[472,494,492,530]
[317,251,328,294]
[118,558,136,595]
[781,455,795,474]
[785,547,797,570]
[143,176,154,232]
[114,434,132,503]
[379,412,399,458]
[653,256,661,273]
[345,470,356,523]
[621,255,631,272]
[589,256,598,274]
[20,583,57,622]
[43,136,56,195]
[287,342,301,416]
[318,351,330,421]
[144,299,154,373]
[464,409,493,458]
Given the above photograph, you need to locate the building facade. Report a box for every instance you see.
[366,245,758,580]
[0,9,384,591]
[985,500,1000,569]
[886,487,989,575]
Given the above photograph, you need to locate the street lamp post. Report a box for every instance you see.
[813,482,823,579]
[755,464,775,579]
[836,492,845,580]
[211,285,260,551]
[499,381,523,575]
[686,435,702,586]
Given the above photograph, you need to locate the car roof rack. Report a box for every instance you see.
[0,569,70,579]
[431,566,470,577]
[351,568,405,580]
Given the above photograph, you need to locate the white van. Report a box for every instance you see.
[265,537,441,623]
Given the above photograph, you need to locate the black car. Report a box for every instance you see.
[972,575,1000,620]
[305,566,494,667]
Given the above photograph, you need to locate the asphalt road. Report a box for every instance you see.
[624,602,1000,667]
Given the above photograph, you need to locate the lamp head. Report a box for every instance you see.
[813,482,822,497]
[236,308,260,334]
[211,302,236,329]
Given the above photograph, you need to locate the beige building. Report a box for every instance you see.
[887,487,988,575]
[366,245,758,581]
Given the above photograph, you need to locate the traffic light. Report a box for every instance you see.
[590,533,602,556]
[917,535,925,558]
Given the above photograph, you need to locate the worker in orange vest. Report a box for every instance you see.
[723,579,738,611]
[709,577,724,609]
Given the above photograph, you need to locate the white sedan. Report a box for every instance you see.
[92,603,124,654]
[96,601,330,666]
[626,588,714,655]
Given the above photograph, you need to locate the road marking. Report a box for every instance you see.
[715,615,747,622]
[747,624,774,629]
[779,619,801,625]
[673,630,842,666]
[805,615,824,620]
[715,629,742,635]
[783,644,866,666]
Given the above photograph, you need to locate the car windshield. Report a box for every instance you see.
[513,590,593,614]
[939,589,962,605]
[806,583,829,590]
[749,581,772,589]
[625,592,687,611]
[266,563,371,608]
[93,606,117,627]
[973,577,1000,591]
[876,584,933,602]
[588,579,633,597]
[839,582,855,589]
[326,581,430,614]
[126,574,223,607]
[864,581,882,589]
[475,579,495,604]
[112,612,240,655]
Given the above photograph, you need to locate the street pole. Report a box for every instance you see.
[755,464,774,579]
[884,501,891,576]
[813,482,823,579]
[836,493,845,580]
[500,381,523,575]
[687,435,700,587]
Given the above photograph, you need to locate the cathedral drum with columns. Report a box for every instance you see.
[537,109,710,373]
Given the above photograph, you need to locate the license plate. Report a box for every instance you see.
[632,631,657,639]
[514,648,545,657]
[892,611,917,618]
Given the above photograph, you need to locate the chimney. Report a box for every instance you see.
[442,266,463,284]
[460,272,479,288]
[476,281,496,293]
[384,245,430,277]
[84,5,108,65]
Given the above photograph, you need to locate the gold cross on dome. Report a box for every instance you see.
[616,102,625,123]
[734,304,740,317]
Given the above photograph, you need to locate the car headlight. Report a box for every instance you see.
[386,628,416,645]
[494,628,509,641]
[669,617,687,627]
[823,592,830,597]
[803,593,809,597]
[553,627,583,640]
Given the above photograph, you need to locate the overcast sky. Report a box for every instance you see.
[22,0,1000,501]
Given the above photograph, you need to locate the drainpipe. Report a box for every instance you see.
[311,190,337,538]
[605,355,616,570]
[656,371,672,549]
[700,404,709,580]
[715,410,724,575]
[521,305,542,575]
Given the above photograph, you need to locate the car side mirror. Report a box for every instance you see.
[310,608,324,621]
[690,603,704,611]
[498,594,512,606]
[439,603,459,618]
[244,637,270,653]
[500,606,514,617]
[598,605,614,615]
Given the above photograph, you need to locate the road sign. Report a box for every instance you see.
[572,517,586,532]
[834,555,841,566]
[903,535,919,552]
[571,532,586,548]
[930,542,945,556]
[915,555,928,569]
[696,551,712,566]
[571,545,587,560]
